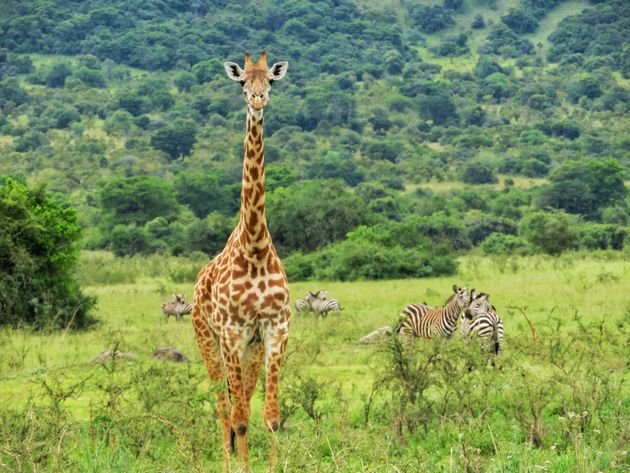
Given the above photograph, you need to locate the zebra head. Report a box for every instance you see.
[452,285,472,310]
[316,290,328,300]
[306,291,317,303]
[465,292,491,319]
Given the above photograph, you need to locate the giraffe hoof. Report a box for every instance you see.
[268,420,279,432]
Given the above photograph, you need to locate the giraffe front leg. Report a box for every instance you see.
[191,311,232,470]
[221,339,251,472]
[262,317,290,469]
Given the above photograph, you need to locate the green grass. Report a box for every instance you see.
[1,251,628,471]
[528,0,589,53]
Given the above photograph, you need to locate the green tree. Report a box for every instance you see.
[150,119,197,159]
[520,210,577,255]
[174,171,239,218]
[45,62,72,88]
[268,180,370,254]
[0,179,95,329]
[537,159,627,218]
[461,161,499,184]
[99,176,180,227]
[174,71,196,92]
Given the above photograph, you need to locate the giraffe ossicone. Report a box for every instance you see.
[192,52,291,473]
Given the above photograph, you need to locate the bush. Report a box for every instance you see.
[0,179,95,329]
[284,238,457,282]
[150,119,198,159]
[107,224,150,256]
[461,161,498,184]
[519,210,577,255]
[502,8,538,34]
[481,233,533,255]
[575,223,626,250]
[464,213,518,245]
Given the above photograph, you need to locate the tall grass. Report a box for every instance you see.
[1,252,629,471]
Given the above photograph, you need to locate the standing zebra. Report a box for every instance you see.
[310,291,341,316]
[397,285,472,339]
[295,291,341,316]
[462,292,504,354]
[295,291,319,314]
[161,294,193,322]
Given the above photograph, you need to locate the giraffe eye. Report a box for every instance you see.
[240,80,245,86]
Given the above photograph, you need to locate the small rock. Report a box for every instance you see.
[153,346,187,362]
[92,349,135,363]
[359,325,394,344]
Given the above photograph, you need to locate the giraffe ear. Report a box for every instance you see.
[269,61,288,81]
[224,62,243,81]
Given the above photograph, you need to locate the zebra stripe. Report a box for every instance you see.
[398,285,471,339]
[295,298,310,313]
[310,297,341,316]
[462,293,503,354]
[162,294,192,322]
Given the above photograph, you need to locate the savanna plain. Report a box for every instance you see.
[1,251,628,472]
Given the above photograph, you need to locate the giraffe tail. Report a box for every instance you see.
[227,380,236,454]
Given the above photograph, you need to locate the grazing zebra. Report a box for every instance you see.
[295,291,318,314]
[295,297,310,313]
[295,291,341,316]
[397,285,472,339]
[161,294,193,322]
[462,292,504,354]
[310,293,341,316]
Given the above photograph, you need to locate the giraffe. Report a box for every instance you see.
[191,52,290,472]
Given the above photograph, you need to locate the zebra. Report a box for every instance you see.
[310,292,341,316]
[161,294,193,322]
[295,291,341,316]
[461,292,504,354]
[295,291,319,314]
[397,285,472,339]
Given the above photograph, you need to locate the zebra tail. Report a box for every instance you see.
[492,319,500,355]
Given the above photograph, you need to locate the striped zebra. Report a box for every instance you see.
[295,291,319,314]
[161,294,193,322]
[295,296,311,313]
[295,291,341,316]
[310,293,341,316]
[397,285,472,339]
[462,292,504,354]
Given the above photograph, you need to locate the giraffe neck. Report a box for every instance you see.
[238,109,270,261]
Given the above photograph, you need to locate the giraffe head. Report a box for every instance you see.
[224,52,288,113]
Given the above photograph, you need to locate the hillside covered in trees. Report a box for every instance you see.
[1,0,629,280]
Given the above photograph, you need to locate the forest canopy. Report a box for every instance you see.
[0,0,628,282]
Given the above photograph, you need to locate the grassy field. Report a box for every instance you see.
[1,251,629,471]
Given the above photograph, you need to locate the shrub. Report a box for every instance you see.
[461,161,498,184]
[0,179,95,329]
[150,119,197,159]
[481,233,533,255]
[575,223,626,250]
[519,210,577,255]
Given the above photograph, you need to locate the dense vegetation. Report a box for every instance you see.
[0,254,628,471]
[0,0,629,283]
[0,178,95,329]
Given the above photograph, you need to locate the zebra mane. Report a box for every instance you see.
[443,293,456,306]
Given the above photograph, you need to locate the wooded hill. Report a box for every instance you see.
[1,0,629,280]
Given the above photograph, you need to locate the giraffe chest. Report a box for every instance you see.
[210,256,289,326]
